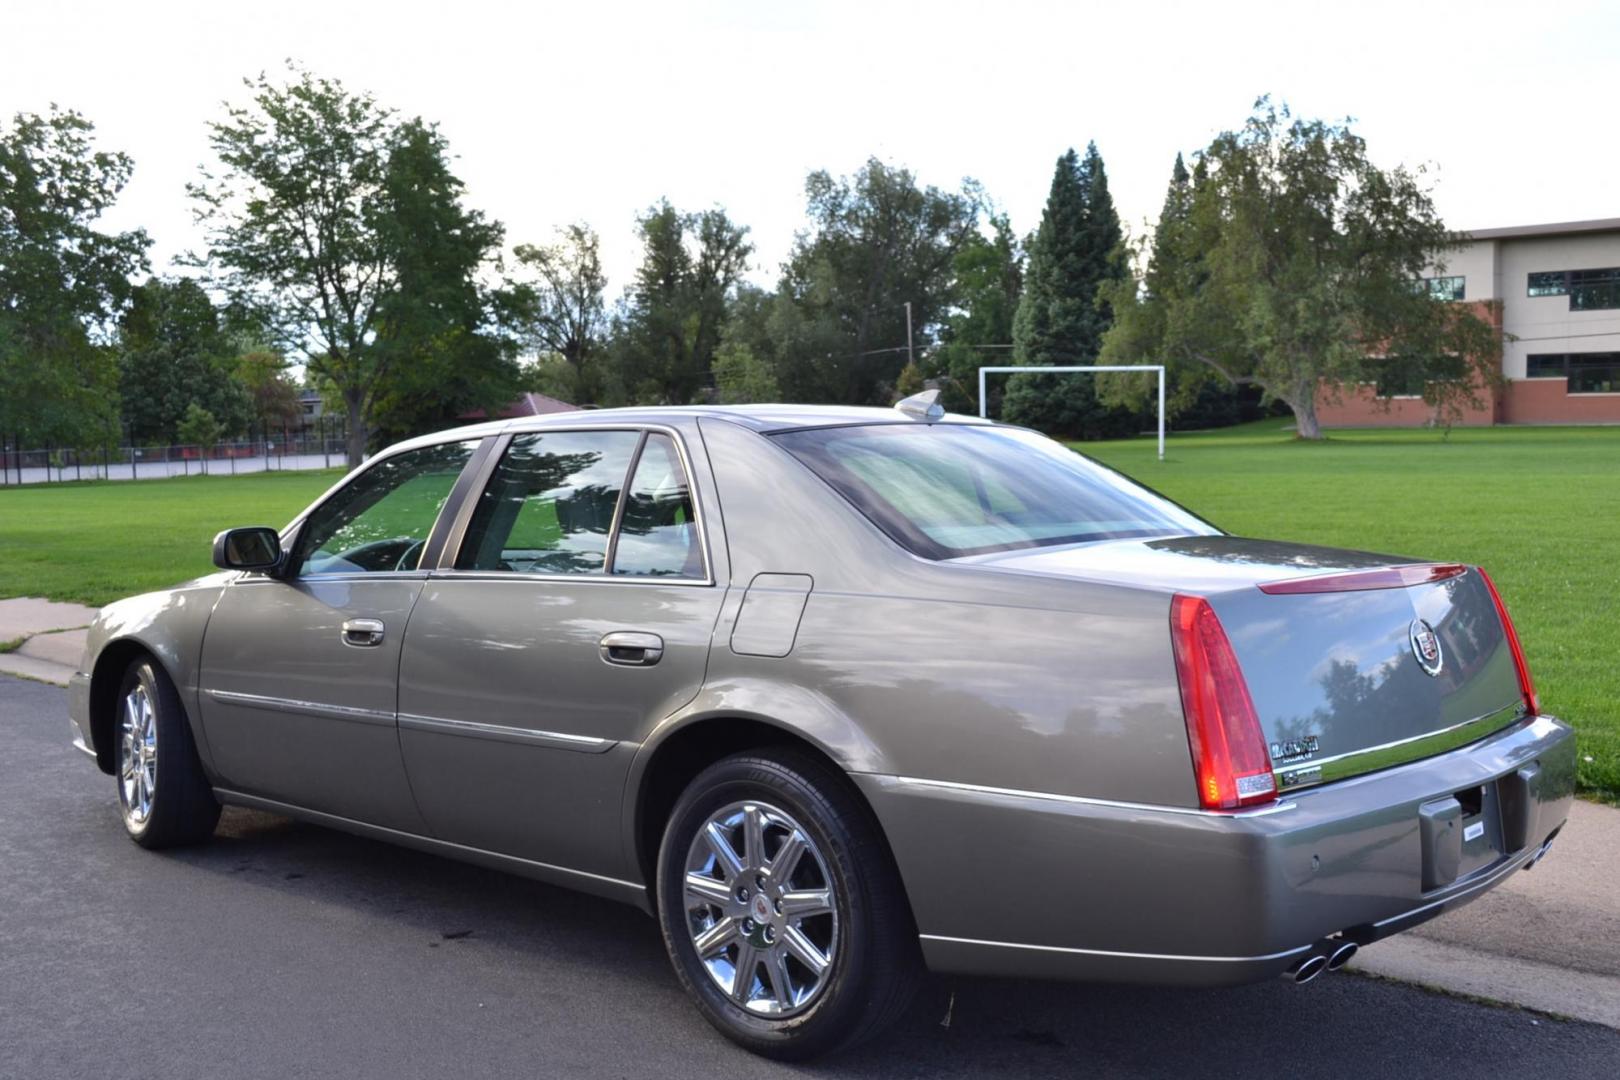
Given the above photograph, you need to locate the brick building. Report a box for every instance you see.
[1318,217,1620,427]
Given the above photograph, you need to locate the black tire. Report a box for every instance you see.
[115,657,221,849]
[656,748,919,1060]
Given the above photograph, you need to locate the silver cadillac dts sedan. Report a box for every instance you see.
[68,395,1574,1058]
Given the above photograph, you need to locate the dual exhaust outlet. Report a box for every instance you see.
[1282,938,1359,985]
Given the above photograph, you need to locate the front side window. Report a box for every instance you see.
[773,424,1215,559]
[457,430,640,574]
[294,440,479,575]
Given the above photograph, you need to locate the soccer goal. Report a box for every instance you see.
[977,364,1166,461]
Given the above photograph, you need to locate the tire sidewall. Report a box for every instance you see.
[656,756,884,1057]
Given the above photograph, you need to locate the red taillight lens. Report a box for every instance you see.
[1169,594,1277,810]
[1477,568,1539,716]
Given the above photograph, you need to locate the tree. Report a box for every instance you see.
[613,201,752,404]
[117,278,251,443]
[770,159,985,405]
[0,108,148,450]
[175,403,224,471]
[365,120,520,446]
[236,349,302,434]
[1100,100,1500,439]
[930,213,1023,412]
[1005,143,1142,437]
[511,224,608,404]
[190,66,398,466]
[712,341,780,403]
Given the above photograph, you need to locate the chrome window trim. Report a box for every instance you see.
[203,688,395,727]
[436,422,715,586]
[877,774,1298,818]
[918,933,1311,964]
[398,712,616,753]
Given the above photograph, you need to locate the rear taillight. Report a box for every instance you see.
[1169,594,1277,810]
[1478,568,1539,716]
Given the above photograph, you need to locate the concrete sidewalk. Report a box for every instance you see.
[0,597,96,685]
[1350,797,1619,1027]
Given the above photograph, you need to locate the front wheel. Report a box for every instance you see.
[116,658,221,849]
[656,749,919,1059]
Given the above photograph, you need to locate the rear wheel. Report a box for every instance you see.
[116,658,220,849]
[656,749,919,1059]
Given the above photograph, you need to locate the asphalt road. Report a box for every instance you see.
[4,674,1617,1080]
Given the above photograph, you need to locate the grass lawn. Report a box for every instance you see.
[0,469,343,608]
[0,421,1615,798]
[1081,419,1619,799]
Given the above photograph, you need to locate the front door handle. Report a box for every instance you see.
[599,631,663,666]
[341,618,386,647]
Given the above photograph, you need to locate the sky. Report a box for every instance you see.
[7,0,1618,297]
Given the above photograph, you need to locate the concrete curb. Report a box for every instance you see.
[1350,934,1620,1029]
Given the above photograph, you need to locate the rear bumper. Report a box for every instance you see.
[854,713,1576,986]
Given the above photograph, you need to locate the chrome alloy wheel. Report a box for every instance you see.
[119,684,157,825]
[683,800,839,1017]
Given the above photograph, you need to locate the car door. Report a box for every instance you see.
[395,423,727,883]
[199,437,486,831]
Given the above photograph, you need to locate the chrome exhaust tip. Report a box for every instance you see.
[1285,954,1328,984]
[1523,836,1556,871]
[1326,941,1359,971]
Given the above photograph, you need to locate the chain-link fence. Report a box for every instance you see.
[0,421,352,486]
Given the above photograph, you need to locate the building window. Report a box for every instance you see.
[1423,276,1465,301]
[1527,352,1620,393]
[1527,268,1620,309]
[1369,359,1426,398]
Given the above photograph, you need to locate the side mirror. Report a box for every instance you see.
[213,527,284,572]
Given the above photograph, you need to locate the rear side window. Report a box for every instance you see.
[772,424,1213,559]
[456,431,641,574]
[612,433,704,578]
[455,429,708,579]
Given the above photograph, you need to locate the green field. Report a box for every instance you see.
[0,469,343,606]
[1,421,1615,797]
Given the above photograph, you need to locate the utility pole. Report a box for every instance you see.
[903,302,914,368]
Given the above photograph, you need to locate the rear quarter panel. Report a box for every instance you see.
[693,417,1198,807]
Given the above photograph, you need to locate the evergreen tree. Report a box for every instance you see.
[1004,143,1142,437]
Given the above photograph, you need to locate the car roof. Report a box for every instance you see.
[389,403,995,453]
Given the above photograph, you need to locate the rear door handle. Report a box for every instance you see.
[599,631,663,666]
[341,618,386,647]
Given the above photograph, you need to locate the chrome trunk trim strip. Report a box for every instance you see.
[1274,704,1525,792]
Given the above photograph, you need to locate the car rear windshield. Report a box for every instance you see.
[771,423,1214,559]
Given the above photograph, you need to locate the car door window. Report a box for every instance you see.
[293,440,479,575]
[611,433,704,578]
[456,430,641,574]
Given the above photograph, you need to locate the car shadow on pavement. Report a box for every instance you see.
[166,806,1614,1079]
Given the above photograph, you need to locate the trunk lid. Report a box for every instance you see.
[962,535,1526,790]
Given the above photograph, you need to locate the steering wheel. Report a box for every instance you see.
[394,538,427,572]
